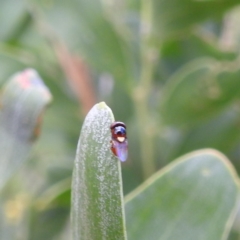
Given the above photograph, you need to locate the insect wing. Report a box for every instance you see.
[113,139,128,162]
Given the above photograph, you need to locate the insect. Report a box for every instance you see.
[110,121,128,162]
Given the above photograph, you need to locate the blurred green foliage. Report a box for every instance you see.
[1,0,240,239]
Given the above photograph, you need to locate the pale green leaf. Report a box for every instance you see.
[71,102,127,240]
[125,149,239,240]
[0,68,52,190]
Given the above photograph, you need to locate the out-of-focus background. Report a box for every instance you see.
[1,0,240,239]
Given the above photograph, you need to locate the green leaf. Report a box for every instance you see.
[71,102,127,240]
[0,69,52,190]
[157,105,240,165]
[0,0,26,41]
[29,204,69,240]
[178,106,240,155]
[160,58,240,126]
[27,178,71,240]
[160,34,237,75]
[152,0,240,41]
[32,0,133,86]
[125,149,239,240]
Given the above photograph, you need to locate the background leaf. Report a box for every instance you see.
[160,58,240,126]
[152,0,240,41]
[125,149,239,240]
[0,69,52,191]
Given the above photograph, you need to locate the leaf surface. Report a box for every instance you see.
[125,149,239,240]
[0,69,52,190]
[71,102,127,240]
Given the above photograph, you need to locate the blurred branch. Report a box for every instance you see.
[54,42,96,115]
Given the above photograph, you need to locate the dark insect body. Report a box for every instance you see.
[110,122,128,162]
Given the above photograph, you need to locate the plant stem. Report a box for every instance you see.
[134,87,155,180]
[133,0,157,179]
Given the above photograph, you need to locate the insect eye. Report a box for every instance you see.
[114,126,126,135]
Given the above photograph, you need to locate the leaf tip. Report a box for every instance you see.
[97,101,107,108]
[94,102,114,121]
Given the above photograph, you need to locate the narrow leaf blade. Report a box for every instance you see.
[71,102,127,240]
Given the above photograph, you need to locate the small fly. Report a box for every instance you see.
[110,122,128,162]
